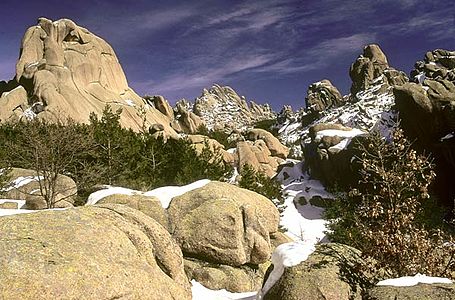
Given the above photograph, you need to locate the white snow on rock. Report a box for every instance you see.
[441,132,454,141]
[2,175,43,192]
[191,280,256,300]
[256,241,316,299]
[144,179,210,208]
[377,274,453,287]
[86,179,211,208]
[86,186,138,205]
[277,77,397,153]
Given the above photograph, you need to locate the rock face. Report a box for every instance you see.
[97,193,168,229]
[367,283,455,300]
[168,181,280,267]
[394,49,455,211]
[246,128,289,159]
[0,17,177,136]
[263,243,364,300]
[305,79,344,115]
[350,44,407,98]
[193,84,275,131]
[4,167,77,209]
[0,204,191,299]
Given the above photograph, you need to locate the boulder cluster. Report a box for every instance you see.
[0,180,289,298]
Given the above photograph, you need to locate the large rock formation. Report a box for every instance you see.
[350,44,407,99]
[0,18,177,136]
[0,204,191,299]
[168,181,280,266]
[193,84,275,131]
[394,49,455,212]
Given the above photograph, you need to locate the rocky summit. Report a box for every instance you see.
[0,18,177,136]
[193,84,275,131]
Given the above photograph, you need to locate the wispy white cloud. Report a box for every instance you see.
[371,10,454,41]
[142,54,275,93]
[253,33,376,74]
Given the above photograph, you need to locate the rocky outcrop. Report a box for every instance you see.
[193,84,275,131]
[350,44,407,98]
[246,128,289,159]
[262,243,365,300]
[395,49,455,145]
[367,283,455,299]
[236,140,283,177]
[394,49,455,212]
[305,79,344,115]
[168,181,280,267]
[0,17,177,136]
[303,124,366,187]
[3,167,77,209]
[0,204,191,299]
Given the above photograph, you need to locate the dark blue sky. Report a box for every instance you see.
[0,0,453,110]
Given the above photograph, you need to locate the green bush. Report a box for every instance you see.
[195,124,235,149]
[239,164,284,211]
[253,119,278,136]
[0,106,233,203]
[325,128,455,278]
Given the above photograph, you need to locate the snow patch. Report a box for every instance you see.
[2,176,43,192]
[377,274,453,287]
[86,186,138,205]
[145,179,210,208]
[87,179,211,208]
[257,241,315,299]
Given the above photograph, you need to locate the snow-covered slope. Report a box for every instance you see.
[277,75,398,155]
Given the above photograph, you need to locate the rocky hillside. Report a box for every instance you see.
[192,84,275,131]
[0,18,177,136]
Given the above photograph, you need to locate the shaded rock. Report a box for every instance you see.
[97,193,168,229]
[149,123,165,134]
[0,204,191,299]
[184,258,268,292]
[367,283,455,300]
[263,243,365,300]
[149,95,174,119]
[305,79,344,114]
[4,168,76,209]
[395,48,455,215]
[168,181,280,266]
